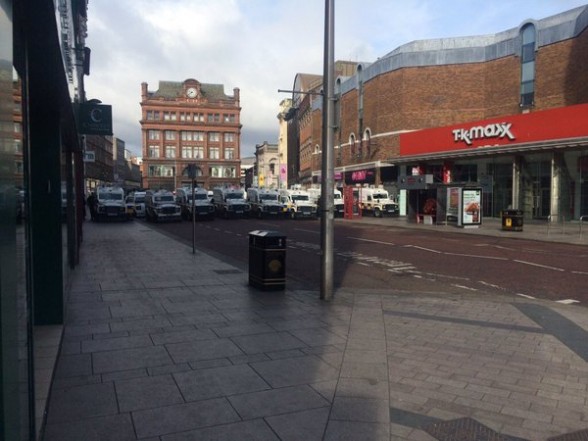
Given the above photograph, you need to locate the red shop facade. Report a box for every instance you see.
[396,104,588,221]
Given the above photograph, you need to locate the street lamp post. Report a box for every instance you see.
[320,0,335,300]
[276,0,335,300]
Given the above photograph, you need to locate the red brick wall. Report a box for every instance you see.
[307,28,588,179]
[536,28,588,108]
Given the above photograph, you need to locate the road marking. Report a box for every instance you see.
[571,270,588,276]
[556,299,580,304]
[516,293,536,299]
[444,252,508,260]
[421,272,469,281]
[452,284,478,291]
[513,260,565,271]
[479,281,503,289]
[347,236,395,246]
[387,265,416,273]
[473,243,516,251]
[404,245,442,254]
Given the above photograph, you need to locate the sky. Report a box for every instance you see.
[84,0,588,158]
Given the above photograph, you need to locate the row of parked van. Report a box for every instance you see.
[123,186,321,222]
[122,184,399,223]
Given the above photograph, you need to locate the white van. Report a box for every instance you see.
[211,187,250,218]
[126,191,146,218]
[175,187,215,220]
[278,185,317,219]
[247,187,283,218]
[358,185,398,217]
[95,186,127,221]
[145,190,181,222]
[307,186,345,217]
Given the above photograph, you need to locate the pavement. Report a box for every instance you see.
[40,216,588,441]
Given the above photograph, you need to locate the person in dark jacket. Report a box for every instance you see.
[87,192,97,221]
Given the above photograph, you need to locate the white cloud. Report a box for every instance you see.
[84,0,588,157]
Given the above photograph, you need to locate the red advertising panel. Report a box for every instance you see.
[400,104,588,156]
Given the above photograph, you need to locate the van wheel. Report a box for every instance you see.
[374,208,382,217]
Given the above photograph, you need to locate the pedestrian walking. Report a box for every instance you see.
[87,192,97,221]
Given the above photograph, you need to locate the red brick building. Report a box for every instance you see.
[303,6,588,221]
[140,79,241,190]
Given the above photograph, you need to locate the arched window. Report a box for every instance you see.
[364,129,372,157]
[520,23,536,107]
[349,133,356,157]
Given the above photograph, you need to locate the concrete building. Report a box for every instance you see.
[295,6,588,222]
[254,141,280,189]
[240,155,255,188]
[140,79,242,190]
[85,134,114,190]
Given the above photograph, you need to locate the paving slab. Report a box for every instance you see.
[41,220,588,441]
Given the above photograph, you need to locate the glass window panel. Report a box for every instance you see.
[521,92,534,106]
[522,24,536,44]
[522,43,535,63]
[521,81,534,95]
[521,61,535,82]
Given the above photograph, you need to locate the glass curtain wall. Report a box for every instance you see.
[1,1,34,439]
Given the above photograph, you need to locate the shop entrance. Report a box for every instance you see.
[521,157,551,220]
[532,182,551,219]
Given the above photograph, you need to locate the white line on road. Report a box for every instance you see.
[387,266,416,272]
[479,281,503,289]
[452,284,478,291]
[473,243,516,251]
[556,299,580,304]
[571,270,588,276]
[512,260,565,271]
[421,272,469,281]
[516,293,536,299]
[444,252,508,260]
[403,245,442,254]
[347,237,395,246]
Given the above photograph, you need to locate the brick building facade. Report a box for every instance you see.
[140,79,241,190]
[301,6,588,221]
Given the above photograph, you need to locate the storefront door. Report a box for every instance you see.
[522,156,551,220]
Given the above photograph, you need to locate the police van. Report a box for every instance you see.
[278,185,317,219]
[246,187,283,219]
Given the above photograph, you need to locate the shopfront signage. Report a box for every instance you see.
[83,151,95,162]
[400,103,588,157]
[452,122,515,146]
[77,103,113,136]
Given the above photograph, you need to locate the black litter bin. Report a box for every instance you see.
[249,230,286,291]
[502,209,524,231]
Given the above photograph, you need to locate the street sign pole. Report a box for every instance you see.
[192,178,196,254]
[186,164,197,255]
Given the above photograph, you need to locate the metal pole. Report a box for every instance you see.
[320,0,335,300]
[192,179,196,254]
